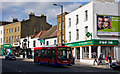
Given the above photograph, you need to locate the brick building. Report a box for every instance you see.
[57,12,68,45]
[2,12,52,56]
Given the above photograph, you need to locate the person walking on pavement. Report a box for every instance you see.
[108,54,112,68]
[98,53,103,65]
[105,56,109,68]
[93,52,98,65]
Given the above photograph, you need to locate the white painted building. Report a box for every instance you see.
[65,0,120,64]
[20,36,41,58]
[45,37,57,46]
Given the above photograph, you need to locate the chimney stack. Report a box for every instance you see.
[29,12,35,19]
[12,18,18,23]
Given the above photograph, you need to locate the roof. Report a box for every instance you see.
[50,30,57,38]
[35,30,47,38]
[39,25,57,39]
[31,30,47,38]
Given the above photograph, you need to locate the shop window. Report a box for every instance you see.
[91,46,98,58]
[101,46,114,59]
[76,48,80,59]
[82,47,89,58]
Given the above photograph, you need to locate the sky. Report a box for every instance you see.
[0,0,120,26]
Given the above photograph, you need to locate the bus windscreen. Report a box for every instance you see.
[57,47,72,60]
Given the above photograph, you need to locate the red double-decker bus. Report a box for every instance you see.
[34,46,73,66]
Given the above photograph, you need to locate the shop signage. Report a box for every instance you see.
[94,40,119,45]
[86,32,92,38]
[65,39,119,47]
[13,42,20,47]
[40,39,45,43]
[3,44,11,48]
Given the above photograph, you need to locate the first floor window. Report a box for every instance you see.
[54,40,56,45]
[76,29,79,40]
[1,38,2,43]
[7,37,8,43]
[12,36,14,43]
[46,41,49,45]
[9,37,11,43]
[4,37,6,43]
[101,46,114,59]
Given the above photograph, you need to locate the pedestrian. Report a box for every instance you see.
[93,52,98,65]
[23,52,25,58]
[108,54,112,68]
[98,53,103,65]
[105,56,109,68]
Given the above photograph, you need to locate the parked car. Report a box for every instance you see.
[110,61,120,69]
[5,54,16,60]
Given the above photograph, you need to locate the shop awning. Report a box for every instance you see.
[65,39,119,47]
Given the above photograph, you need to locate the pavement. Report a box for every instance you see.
[0,56,110,69]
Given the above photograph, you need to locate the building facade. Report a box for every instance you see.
[65,0,120,64]
[2,13,52,56]
[21,13,52,38]
[39,25,57,46]
[57,12,68,45]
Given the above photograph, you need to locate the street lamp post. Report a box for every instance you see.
[53,3,63,46]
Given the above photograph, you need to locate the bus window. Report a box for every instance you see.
[57,47,72,60]
[41,50,45,58]
[38,50,41,58]
[47,50,51,59]
[51,50,56,59]
[44,49,48,58]
[34,50,39,56]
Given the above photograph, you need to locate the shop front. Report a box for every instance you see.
[65,39,119,64]
[12,42,21,57]
[2,44,12,56]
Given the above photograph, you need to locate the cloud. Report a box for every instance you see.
[2,0,92,2]
[64,3,82,12]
